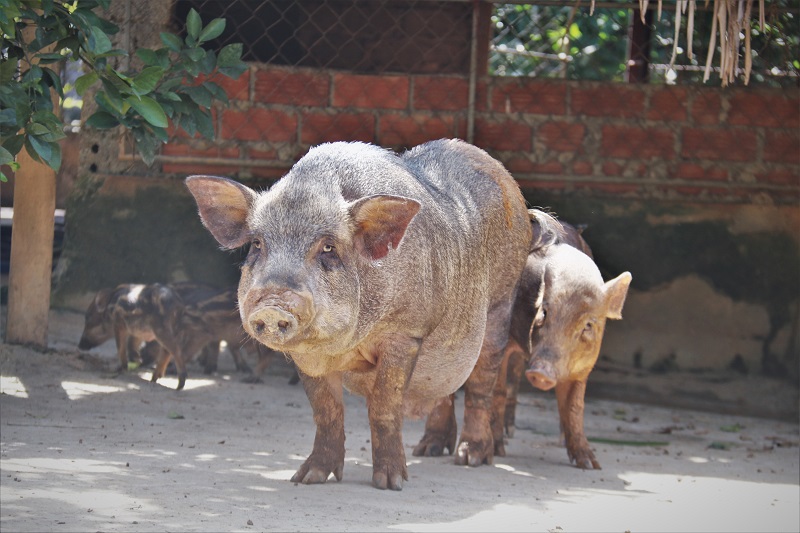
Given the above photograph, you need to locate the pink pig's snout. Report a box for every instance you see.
[525,359,557,391]
[245,290,313,347]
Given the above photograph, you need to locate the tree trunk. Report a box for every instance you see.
[5,23,58,348]
[5,152,57,348]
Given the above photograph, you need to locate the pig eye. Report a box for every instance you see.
[581,322,595,339]
[251,238,263,250]
[534,308,547,328]
[319,241,342,271]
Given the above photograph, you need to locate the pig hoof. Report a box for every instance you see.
[455,441,492,467]
[291,469,331,485]
[176,373,187,390]
[372,471,403,491]
[569,451,601,470]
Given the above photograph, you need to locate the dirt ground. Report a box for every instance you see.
[1,309,798,533]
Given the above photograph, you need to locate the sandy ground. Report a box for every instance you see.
[1,309,798,533]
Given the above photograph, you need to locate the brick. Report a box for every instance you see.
[530,161,564,175]
[379,114,456,148]
[247,148,279,160]
[572,161,593,175]
[255,69,329,106]
[763,130,800,165]
[756,169,800,186]
[504,156,536,174]
[648,87,688,122]
[516,179,568,192]
[490,79,567,115]
[333,74,409,109]
[161,143,240,159]
[676,163,729,182]
[691,91,723,125]
[601,125,675,159]
[572,85,645,118]
[221,108,297,142]
[682,128,757,162]
[161,143,241,175]
[728,92,800,129]
[414,76,469,111]
[301,112,375,145]
[194,71,250,101]
[578,182,639,195]
[473,118,532,152]
[537,121,585,152]
[602,161,623,176]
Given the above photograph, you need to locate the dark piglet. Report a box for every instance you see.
[169,282,254,375]
[493,213,632,470]
[78,283,191,389]
[186,139,531,490]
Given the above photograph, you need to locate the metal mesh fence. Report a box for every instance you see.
[148,0,799,199]
[173,0,798,84]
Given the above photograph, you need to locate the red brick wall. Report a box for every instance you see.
[161,65,800,205]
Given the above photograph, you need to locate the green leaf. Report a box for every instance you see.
[186,8,202,40]
[75,71,99,96]
[131,66,165,96]
[167,411,185,420]
[89,25,113,55]
[192,107,214,139]
[27,135,61,171]
[136,48,160,66]
[160,32,183,53]
[41,67,64,97]
[2,135,24,156]
[0,145,13,166]
[183,85,212,107]
[126,95,168,128]
[36,52,65,63]
[217,43,243,68]
[184,47,205,63]
[85,111,119,129]
[198,18,225,43]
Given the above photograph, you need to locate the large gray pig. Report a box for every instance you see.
[185,139,531,490]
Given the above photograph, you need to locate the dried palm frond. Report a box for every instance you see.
[589,0,764,86]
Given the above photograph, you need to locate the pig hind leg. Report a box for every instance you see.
[503,347,526,438]
[455,308,513,467]
[412,394,457,457]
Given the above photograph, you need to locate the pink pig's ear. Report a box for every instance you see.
[349,195,421,261]
[185,176,258,249]
[605,271,632,320]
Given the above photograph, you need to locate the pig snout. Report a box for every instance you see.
[245,290,313,346]
[525,359,557,391]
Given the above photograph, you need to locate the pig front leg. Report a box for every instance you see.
[367,337,420,490]
[555,379,600,470]
[412,394,457,457]
[291,372,345,485]
[113,322,132,372]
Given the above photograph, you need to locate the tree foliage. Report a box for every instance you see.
[0,0,247,181]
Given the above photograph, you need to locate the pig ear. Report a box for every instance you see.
[94,288,113,311]
[349,195,421,261]
[528,209,563,252]
[185,175,258,249]
[604,272,632,320]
